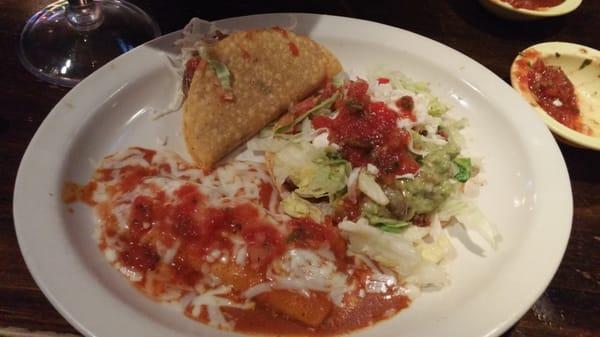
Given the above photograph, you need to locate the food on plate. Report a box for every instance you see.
[69,63,498,335]
[66,22,498,336]
[182,27,342,170]
[513,48,593,136]
[499,0,565,10]
[76,148,409,335]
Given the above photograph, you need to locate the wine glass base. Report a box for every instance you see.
[18,0,161,87]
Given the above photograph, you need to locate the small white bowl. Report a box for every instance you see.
[510,42,600,150]
[479,0,582,20]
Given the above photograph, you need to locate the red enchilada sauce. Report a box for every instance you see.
[69,147,410,336]
[500,0,565,10]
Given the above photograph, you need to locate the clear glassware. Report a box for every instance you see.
[18,0,161,87]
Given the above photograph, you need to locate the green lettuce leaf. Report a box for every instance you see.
[453,157,471,182]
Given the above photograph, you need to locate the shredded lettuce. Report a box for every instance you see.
[416,234,453,264]
[339,218,448,287]
[439,118,468,149]
[367,215,411,233]
[409,130,441,155]
[438,196,500,249]
[360,200,410,233]
[338,218,420,277]
[282,192,323,222]
[332,72,348,88]
[453,157,471,182]
[274,119,322,145]
[394,76,429,94]
[371,68,429,94]
[427,96,449,117]
[260,68,496,292]
[210,60,232,91]
[275,93,339,134]
[272,143,349,201]
[199,47,232,91]
[295,158,349,200]
[358,170,389,205]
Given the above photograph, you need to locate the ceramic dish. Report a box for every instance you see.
[13,13,572,337]
[511,41,600,150]
[479,0,582,20]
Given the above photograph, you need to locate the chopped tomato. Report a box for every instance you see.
[320,79,338,100]
[291,96,317,119]
[120,242,159,273]
[313,81,418,182]
[183,57,205,95]
[346,79,369,104]
[334,195,363,223]
[396,96,416,121]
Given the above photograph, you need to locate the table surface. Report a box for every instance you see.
[1,0,599,336]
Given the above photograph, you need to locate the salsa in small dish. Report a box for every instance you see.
[511,42,600,150]
[499,0,564,10]
[479,0,581,20]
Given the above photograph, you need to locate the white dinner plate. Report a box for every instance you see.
[13,13,572,337]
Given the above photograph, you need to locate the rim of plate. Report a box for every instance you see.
[13,13,572,337]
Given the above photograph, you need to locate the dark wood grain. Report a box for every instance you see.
[1,0,598,336]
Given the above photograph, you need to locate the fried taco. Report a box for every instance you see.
[182,27,342,170]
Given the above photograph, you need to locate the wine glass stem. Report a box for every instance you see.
[67,0,103,30]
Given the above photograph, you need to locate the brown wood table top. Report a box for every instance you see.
[1,0,598,336]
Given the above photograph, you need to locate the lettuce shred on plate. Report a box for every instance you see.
[239,69,500,288]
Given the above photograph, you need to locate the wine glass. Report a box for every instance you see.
[18,0,161,87]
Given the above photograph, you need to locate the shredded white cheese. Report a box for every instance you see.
[190,285,254,330]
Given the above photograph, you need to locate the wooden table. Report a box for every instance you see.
[1,0,598,336]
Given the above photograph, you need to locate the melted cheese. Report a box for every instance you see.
[90,147,411,331]
[190,285,254,330]
[365,273,397,294]
[230,235,248,266]
[118,265,143,282]
[243,249,351,307]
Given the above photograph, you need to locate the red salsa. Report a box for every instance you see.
[182,56,205,96]
[500,0,565,10]
[312,80,419,183]
[523,58,589,134]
